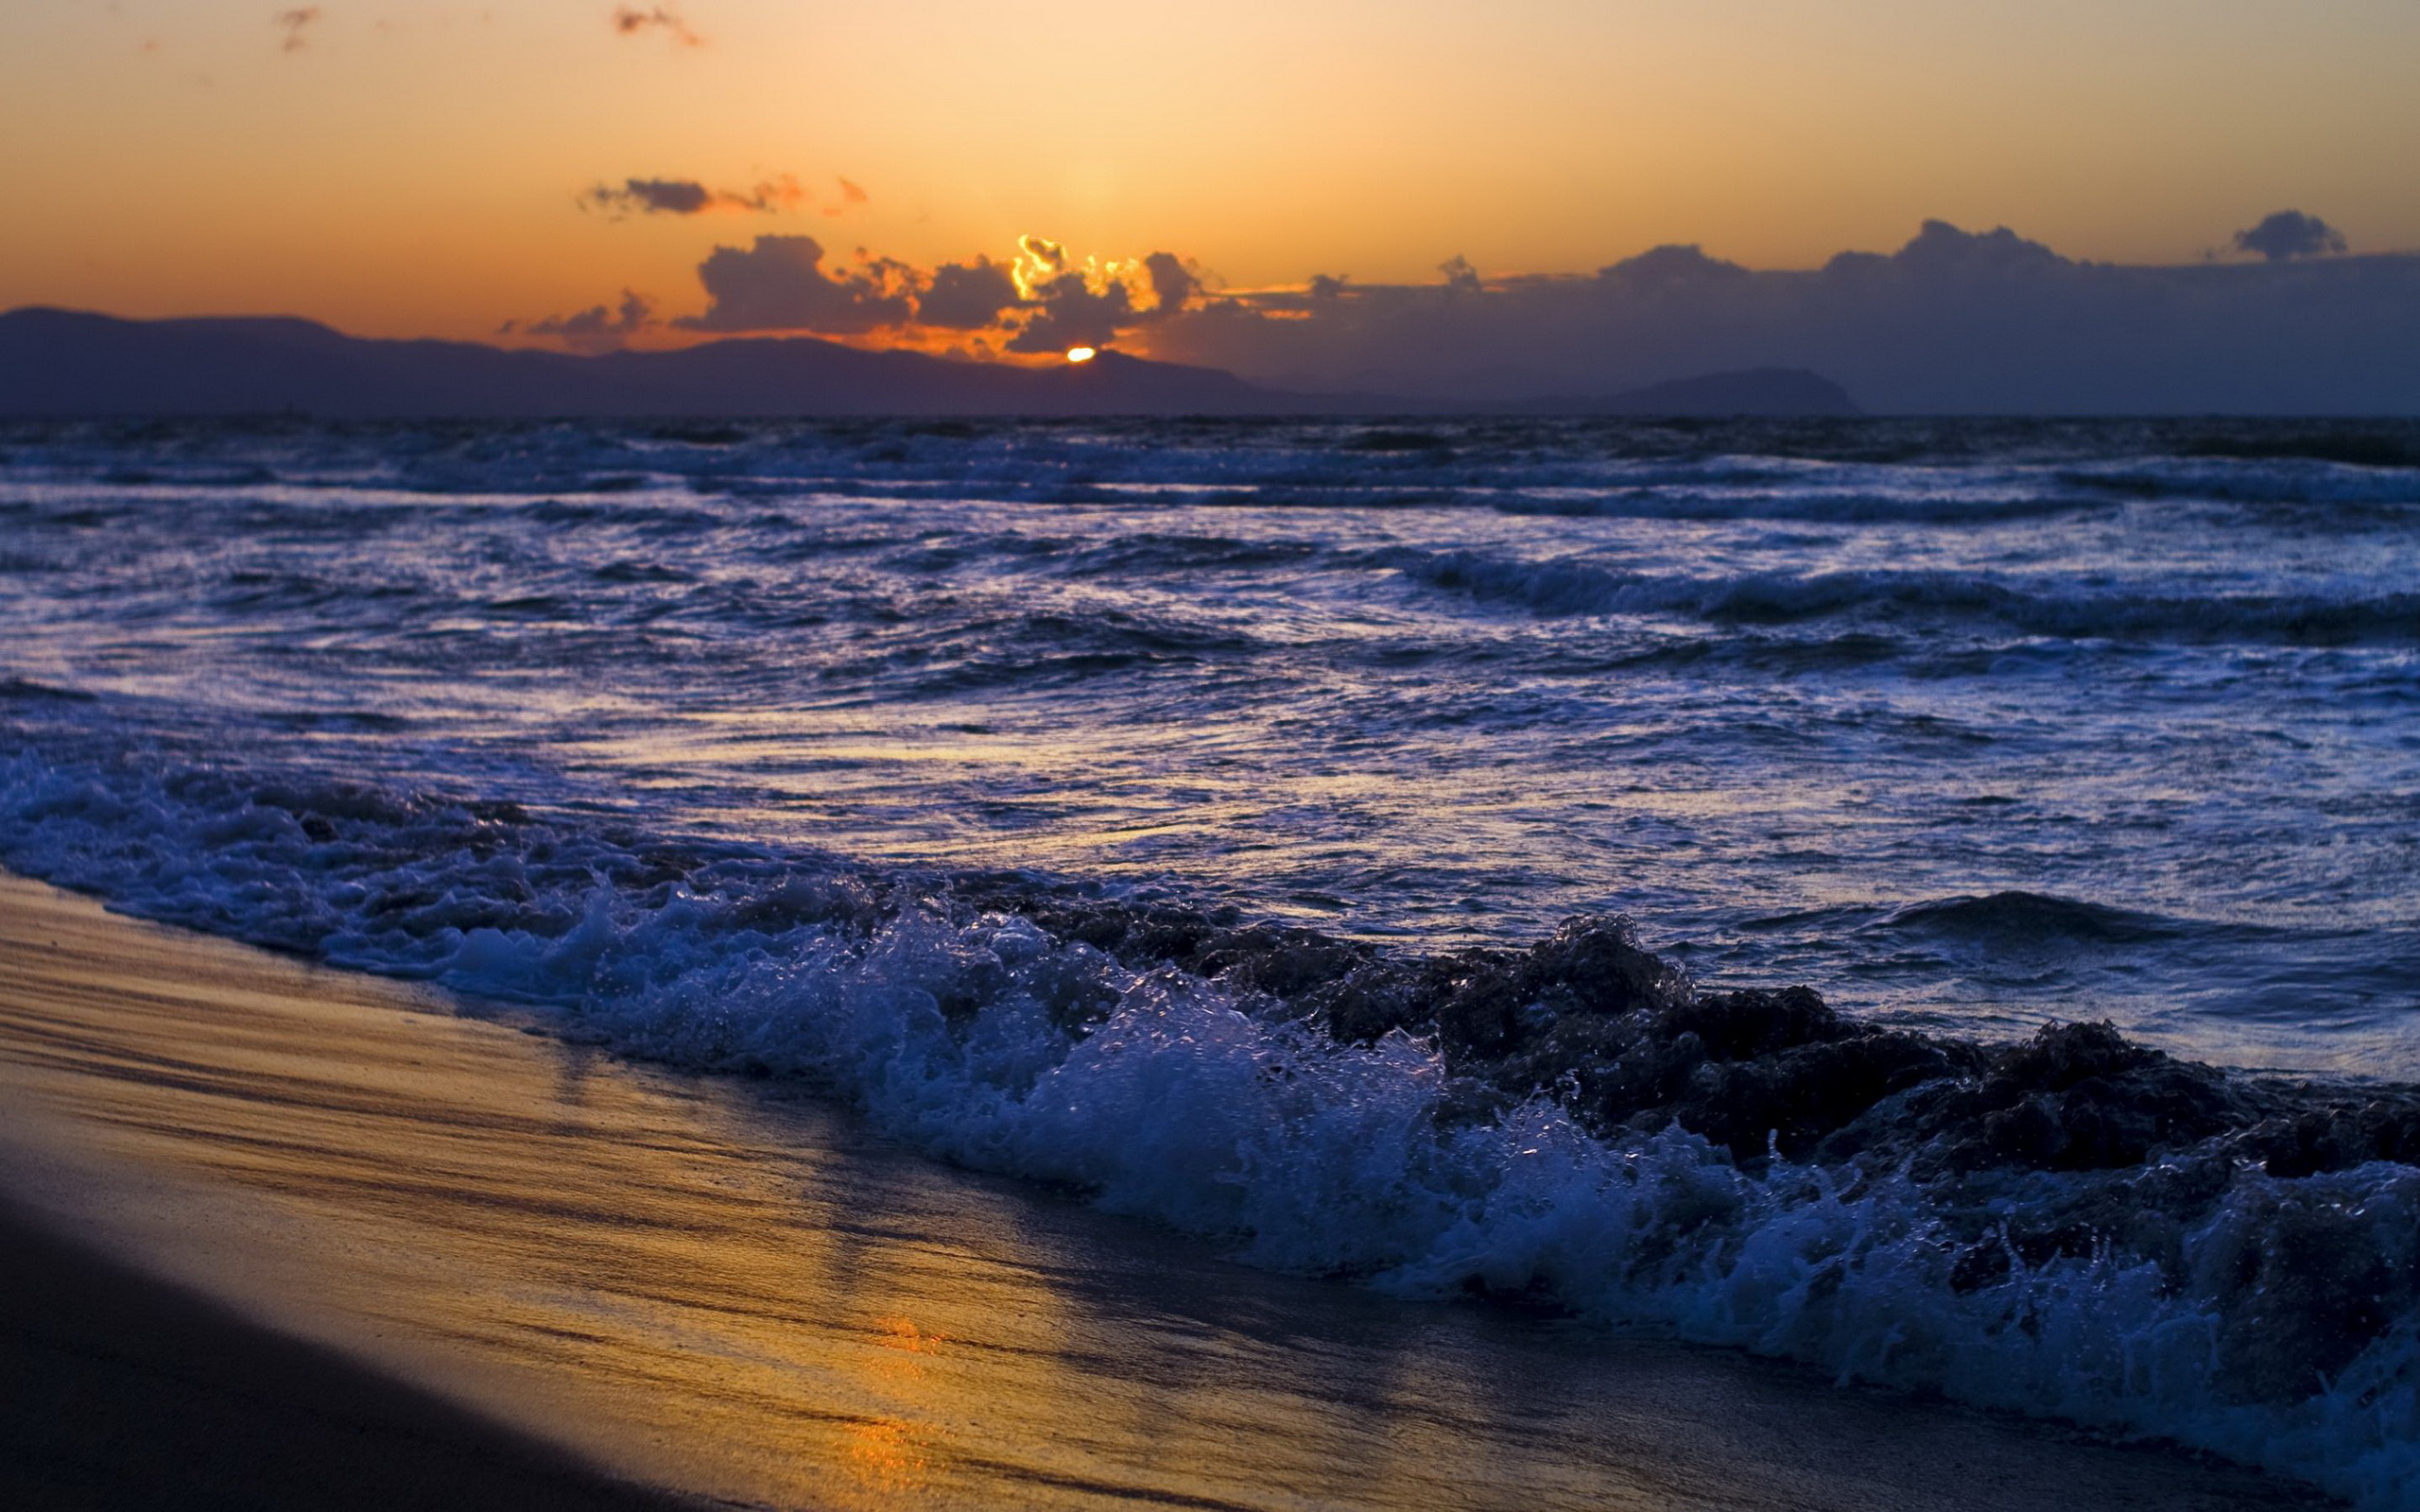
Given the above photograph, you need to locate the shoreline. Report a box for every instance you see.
[0,871,2341,1510]
[0,1196,710,1511]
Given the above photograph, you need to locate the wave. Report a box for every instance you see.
[1,745,2415,1508]
[1378,548,2420,645]
[1595,631,1912,677]
[0,677,97,703]
[1875,891,2197,948]
[1484,481,2118,525]
[2071,456,2420,506]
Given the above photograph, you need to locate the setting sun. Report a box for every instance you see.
[1065,347,1097,364]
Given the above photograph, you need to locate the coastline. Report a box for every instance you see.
[0,1198,710,1511]
[0,871,2339,1510]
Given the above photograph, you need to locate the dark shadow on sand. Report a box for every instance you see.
[0,1201,709,1512]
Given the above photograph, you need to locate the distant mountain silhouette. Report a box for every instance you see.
[0,308,1858,419]
[0,309,1284,418]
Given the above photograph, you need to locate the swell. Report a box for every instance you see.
[1875,889,2198,947]
[11,416,2420,524]
[1,745,2415,1509]
[1379,547,2420,645]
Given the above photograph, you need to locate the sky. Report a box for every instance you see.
[3,1,2418,393]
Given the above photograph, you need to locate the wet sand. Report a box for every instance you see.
[0,872,2336,1510]
[0,1201,707,1510]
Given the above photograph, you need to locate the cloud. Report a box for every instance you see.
[980,239,1206,353]
[580,175,809,216]
[916,256,1024,330]
[273,7,320,52]
[510,290,656,352]
[1004,271,1135,353]
[1597,243,1751,291]
[534,216,2412,408]
[2233,210,2347,262]
[643,226,1207,352]
[1135,219,2420,413]
[678,235,915,334]
[728,177,812,213]
[645,228,1204,349]
[1142,251,1201,317]
[830,178,869,215]
[1438,255,1482,294]
[1016,235,1068,278]
[612,6,702,46]
[657,232,1190,345]
[589,178,714,215]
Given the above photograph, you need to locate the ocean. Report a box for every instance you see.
[2,415,2416,1503]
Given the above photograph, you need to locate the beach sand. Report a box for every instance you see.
[0,1200,706,1510]
[0,872,2336,1510]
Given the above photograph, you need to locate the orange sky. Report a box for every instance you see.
[4,1,2416,343]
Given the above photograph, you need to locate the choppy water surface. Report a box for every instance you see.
[4,416,2413,1066]
[3,416,2419,1504]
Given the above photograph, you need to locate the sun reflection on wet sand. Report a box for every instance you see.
[844,1417,931,1495]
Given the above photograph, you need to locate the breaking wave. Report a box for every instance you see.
[3,747,2415,1509]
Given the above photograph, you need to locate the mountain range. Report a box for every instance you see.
[0,308,1858,420]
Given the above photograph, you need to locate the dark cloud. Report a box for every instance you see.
[916,257,1024,330]
[986,242,1210,352]
[612,6,701,46]
[1858,218,2066,277]
[642,230,1203,350]
[512,290,656,352]
[274,7,320,52]
[1306,273,1350,300]
[1438,255,1482,294]
[1004,271,1134,354]
[2234,210,2347,263]
[656,232,1210,350]
[1140,219,2420,413]
[1142,251,1200,317]
[588,178,713,215]
[678,235,915,335]
[1598,243,1750,290]
[580,175,807,216]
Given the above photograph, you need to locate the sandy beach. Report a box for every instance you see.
[0,1200,707,1510]
[0,872,2338,1510]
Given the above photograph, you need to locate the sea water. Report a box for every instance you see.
[1,415,2415,1503]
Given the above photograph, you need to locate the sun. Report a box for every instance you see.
[1064,346,1097,363]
